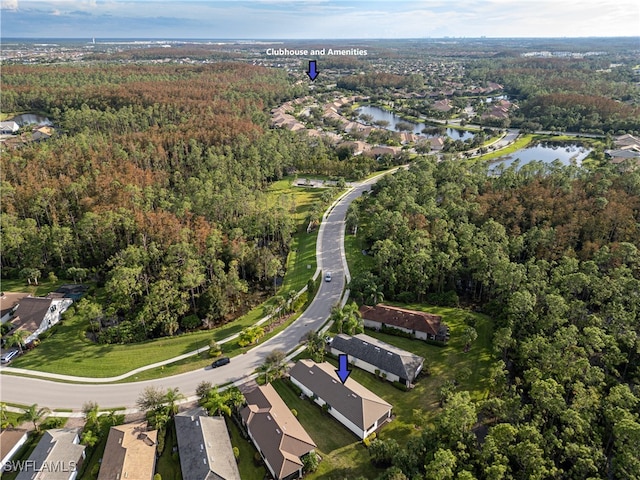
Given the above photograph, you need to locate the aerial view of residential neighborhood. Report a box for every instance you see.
[1,1,639,479]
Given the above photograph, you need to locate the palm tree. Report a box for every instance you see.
[18,404,51,432]
[5,329,29,353]
[286,289,297,313]
[273,295,286,319]
[225,387,245,412]
[163,388,185,417]
[201,387,232,417]
[1,402,12,429]
[329,304,347,333]
[82,401,100,429]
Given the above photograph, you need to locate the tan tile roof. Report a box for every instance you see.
[98,422,157,480]
[241,384,316,480]
[0,429,28,463]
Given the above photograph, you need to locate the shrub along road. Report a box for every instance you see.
[0,173,392,410]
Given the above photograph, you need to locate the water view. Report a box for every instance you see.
[10,113,52,126]
[356,105,475,141]
[491,142,592,170]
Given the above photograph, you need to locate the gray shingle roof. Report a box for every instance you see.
[15,428,85,480]
[331,334,424,382]
[289,360,392,432]
[175,408,241,480]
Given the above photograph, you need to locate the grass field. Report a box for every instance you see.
[0,277,70,297]
[344,233,374,280]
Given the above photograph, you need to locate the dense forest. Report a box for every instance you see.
[0,63,376,343]
[467,57,640,134]
[348,159,640,479]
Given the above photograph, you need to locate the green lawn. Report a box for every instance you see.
[226,416,266,480]
[0,277,71,297]
[280,230,318,294]
[474,134,534,162]
[156,420,183,480]
[344,234,374,280]
[271,379,380,480]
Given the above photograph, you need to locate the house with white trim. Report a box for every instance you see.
[10,296,73,344]
[359,304,449,343]
[330,333,424,387]
[289,360,392,439]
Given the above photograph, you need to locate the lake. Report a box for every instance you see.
[356,105,475,141]
[491,142,592,170]
[10,113,52,126]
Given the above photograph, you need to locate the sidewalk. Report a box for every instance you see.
[1,183,358,385]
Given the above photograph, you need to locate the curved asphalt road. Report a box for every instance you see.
[0,176,383,410]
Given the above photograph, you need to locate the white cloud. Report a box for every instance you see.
[1,0,18,10]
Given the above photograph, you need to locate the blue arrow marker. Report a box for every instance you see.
[306,60,319,81]
[335,354,351,384]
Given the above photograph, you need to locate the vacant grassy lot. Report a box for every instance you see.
[344,233,374,280]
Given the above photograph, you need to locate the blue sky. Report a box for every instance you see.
[1,0,639,39]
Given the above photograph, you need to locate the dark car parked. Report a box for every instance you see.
[211,357,231,368]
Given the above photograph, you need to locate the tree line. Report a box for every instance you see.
[0,63,377,343]
[348,158,640,479]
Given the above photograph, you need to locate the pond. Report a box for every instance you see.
[10,113,52,126]
[491,142,592,170]
[356,105,475,141]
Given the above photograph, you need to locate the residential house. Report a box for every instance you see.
[241,384,317,480]
[359,304,449,343]
[0,121,19,134]
[175,407,241,480]
[432,99,452,113]
[0,292,28,324]
[97,422,157,480]
[329,333,424,387]
[369,145,402,157]
[289,360,393,439]
[10,296,73,344]
[429,137,445,151]
[15,428,85,480]
[0,429,28,470]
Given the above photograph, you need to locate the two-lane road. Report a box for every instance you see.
[0,176,383,409]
